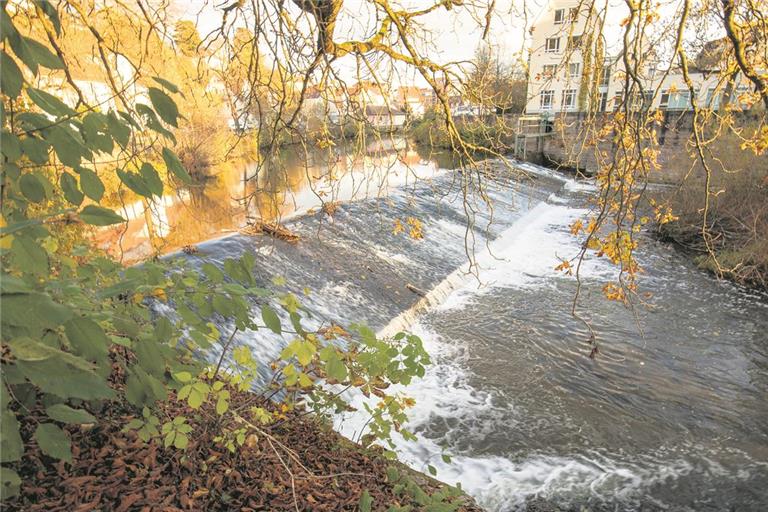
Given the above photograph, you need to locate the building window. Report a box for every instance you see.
[562,89,577,109]
[661,89,692,110]
[568,35,583,50]
[568,62,581,79]
[545,37,560,53]
[600,61,611,87]
[542,64,557,78]
[705,87,721,109]
[598,91,608,112]
[540,90,554,110]
[555,7,578,23]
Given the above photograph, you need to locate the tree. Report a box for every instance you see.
[174,20,202,57]
[466,44,527,114]
[0,2,431,503]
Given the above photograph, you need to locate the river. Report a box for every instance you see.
[149,140,768,510]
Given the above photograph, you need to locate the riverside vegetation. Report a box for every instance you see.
[0,3,476,510]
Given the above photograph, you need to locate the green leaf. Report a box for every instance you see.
[174,432,189,449]
[0,468,21,500]
[60,172,84,205]
[21,135,51,164]
[428,464,437,476]
[201,263,224,283]
[261,304,281,334]
[1,131,22,162]
[32,0,62,35]
[151,76,180,94]
[359,490,373,512]
[139,163,163,197]
[77,168,104,201]
[148,87,179,127]
[106,112,131,148]
[45,125,88,167]
[64,316,110,362]
[117,168,152,198]
[295,340,315,367]
[10,236,48,276]
[17,358,114,400]
[7,337,91,369]
[79,205,125,226]
[45,404,96,424]
[23,37,63,70]
[162,147,191,184]
[34,423,72,463]
[19,173,46,202]
[1,409,23,462]
[216,395,229,414]
[326,354,348,381]
[1,294,72,332]
[27,87,75,117]
[0,51,22,98]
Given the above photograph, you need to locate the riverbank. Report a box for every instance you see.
[4,352,480,511]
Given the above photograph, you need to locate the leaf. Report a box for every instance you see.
[45,125,88,167]
[1,131,21,161]
[45,404,96,424]
[64,316,110,362]
[27,87,75,117]
[139,163,163,197]
[174,371,192,383]
[23,37,63,70]
[428,464,437,476]
[326,354,348,381]
[19,173,46,202]
[60,172,84,205]
[359,490,373,512]
[32,0,61,35]
[215,395,229,414]
[162,147,191,184]
[295,340,315,367]
[1,294,72,332]
[21,135,51,164]
[10,236,48,276]
[117,168,152,198]
[34,423,72,463]
[0,468,21,500]
[7,337,92,370]
[261,304,281,334]
[0,51,22,98]
[0,410,23,462]
[17,358,114,400]
[77,168,105,201]
[79,205,125,226]
[151,76,180,94]
[174,432,189,449]
[148,87,179,127]
[106,112,131,148]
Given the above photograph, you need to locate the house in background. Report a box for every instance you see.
[524,0,754,115]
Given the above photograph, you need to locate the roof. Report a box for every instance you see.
[365,105,406,116]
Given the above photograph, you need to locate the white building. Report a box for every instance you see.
[524,0,752,115]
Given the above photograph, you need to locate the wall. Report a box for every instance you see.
[535,111,768,184]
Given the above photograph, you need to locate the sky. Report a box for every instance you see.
[169,0,711,86]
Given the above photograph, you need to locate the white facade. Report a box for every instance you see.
[524,0,751,114]
[526,0,593,114]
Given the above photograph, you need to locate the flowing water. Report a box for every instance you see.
[153,142,768,510]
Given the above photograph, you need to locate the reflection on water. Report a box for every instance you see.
[95,138,446,263]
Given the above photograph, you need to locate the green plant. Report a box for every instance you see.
[0,3,431,501]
